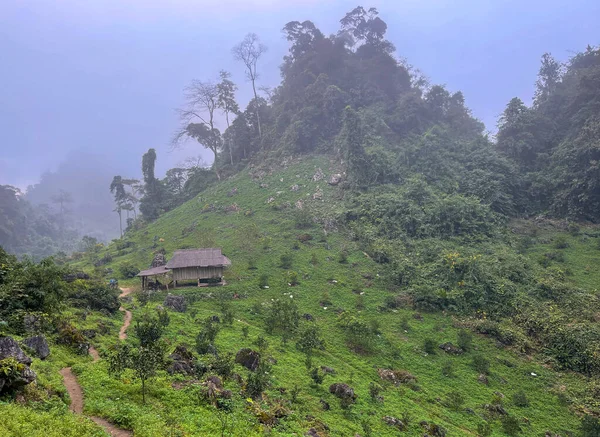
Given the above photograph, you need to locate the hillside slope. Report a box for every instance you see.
[62,155,590,436]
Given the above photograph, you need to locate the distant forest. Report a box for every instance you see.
[2,6,599,258]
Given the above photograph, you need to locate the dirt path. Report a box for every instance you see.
[58,287,136,436]
[118,288,133,341]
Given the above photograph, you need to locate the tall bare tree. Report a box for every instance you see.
[174,80,223,180]
[217,70,240,165]
[232,33,267,139]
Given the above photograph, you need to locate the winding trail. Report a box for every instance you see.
[59,287,134,437]
[118,288,134,341]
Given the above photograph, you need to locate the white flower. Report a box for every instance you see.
[531,372,537,377]
[290,295,293,298]
[323,307,328,310]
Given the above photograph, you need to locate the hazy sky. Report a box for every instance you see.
[1,0,598,188]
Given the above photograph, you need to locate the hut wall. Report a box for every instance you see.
[172,266,224,281]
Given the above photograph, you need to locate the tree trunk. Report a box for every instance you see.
[251,80,262,139]
[212,149,221,181]
[118,209,123,238]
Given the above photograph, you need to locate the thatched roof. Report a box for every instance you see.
[137,265,171,277]
[165,248,231,269]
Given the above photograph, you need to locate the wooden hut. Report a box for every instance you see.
[137,265,170,290]
[165,248,231,286]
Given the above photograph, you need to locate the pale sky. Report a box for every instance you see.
[1,0,599,187]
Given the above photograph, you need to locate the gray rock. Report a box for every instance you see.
[328,174,342,186]
[163,294,187,312]
[312,168,325,182]
[329,383,356,401]
[439,342,464,355]
[0,337,37,393]
[22,335,50,360]
[236,348,260,371]
[0,336,32,365]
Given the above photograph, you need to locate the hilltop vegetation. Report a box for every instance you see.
[2,5,600,437]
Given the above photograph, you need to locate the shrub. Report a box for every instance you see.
[296,324,325,357]
[241,325,249,339]
[423,338,437,355]
[69,283,119,314]
[280,254,293,269]
[246,360,272,398]
[581,415,600,437]
[134,315,164,348]
[472,355,490,374]
[355,295,365,310]
[400,317,410,332]
[554,235,569,249]
[338,251,348,264]
[264,299,299,335]
[258,274,269,289]
[253,336,268,352]
[441,361,455,377]
[477,422,492,437]
[310,253,319,265]
[285,271,299,286]
[501,415,521,436]
[118,263,139,279]
[196,317,220,355]
[512,390,529,407]
[368,382,383,401]
[457,330,473,352]
[295,209,313,229]
[210,353,235,379]
[309,367,326,385]
[445,391,465,411]
[248,259,257,270]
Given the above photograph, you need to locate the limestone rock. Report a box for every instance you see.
[328,174,342,186]
[0,337,32,365]
[163,294,187,312]
[439,342,464,355]
[235,348,261,371]
[22,335,50,360]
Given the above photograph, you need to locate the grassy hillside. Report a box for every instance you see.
[48,155,592,436]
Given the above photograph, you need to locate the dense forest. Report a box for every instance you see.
[2,5,600,437]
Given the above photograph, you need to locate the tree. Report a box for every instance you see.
[109,176,127,237]
[338,6,394,53]
[109,314,165,403]
[108,343,163,404]
[217,71,240,165]
[534,52,562,108]
[51,189,73,235]
[233,33,267,139]
[139,149,167,220]
[176,80,223,180]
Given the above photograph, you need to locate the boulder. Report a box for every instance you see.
[167,345,195,375]
[0,336,37,393]
[478,373,489,385]
[0,337,32,365]
[290,184,299,192]
[328,174,342,186]
[312,168,325,182]
[23,314,43,333]
[329,383,356,402]
[382,416,406,430]
[302,313,314,321]
[22,335,50,360]
[235,348,260,371]
[320,366,336,375]
[377,368,416,385]
[439,342,464,355]
[163,294,187,312]
[152,253,167,267]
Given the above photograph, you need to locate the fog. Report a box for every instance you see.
[1,0,598,238]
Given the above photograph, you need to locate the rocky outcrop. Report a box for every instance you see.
[22,335,50,360]
[377,368,416,385]
[0,337,37,393]
[439,342,463,355]
[235,348,260,371]
[329,383,356,402]
[328,174,342,186]
[163,294,187,312]
[167,345,195,375]
[0,337,32,365]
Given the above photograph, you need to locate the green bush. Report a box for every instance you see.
[554,235,569,249]
[472,355,490,374]
[445,391,465,411]
[457,329,473,352]
[512,390,529,407]
[423,338,437,355]
[258,274,269,289]
[280,253,293,269]
[118,263,140,279]
[68,282,119,314]
[501,415,522,436]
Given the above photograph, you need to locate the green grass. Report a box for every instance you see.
[7,156,592,436]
